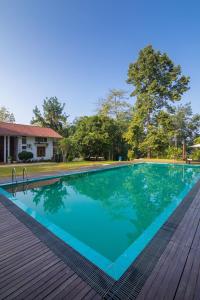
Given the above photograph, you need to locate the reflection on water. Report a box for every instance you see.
[6,164,200,261]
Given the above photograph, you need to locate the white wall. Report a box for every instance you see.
[17,136,54,160]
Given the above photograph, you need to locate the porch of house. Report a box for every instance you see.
[0,136,18,163]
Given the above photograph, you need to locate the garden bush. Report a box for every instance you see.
[18,151,33,162]
[191,150,200,160]
[166,146,182,160]
[127,150,135,160]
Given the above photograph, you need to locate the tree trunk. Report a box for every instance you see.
[147,147,151,159]
[108,150,111,160]
[182,141,186,160]
[146,107,152,159]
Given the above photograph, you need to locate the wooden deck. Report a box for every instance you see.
[1,177,200,299]
[0,202,101,300]
[137,187,200,300]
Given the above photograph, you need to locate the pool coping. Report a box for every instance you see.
[0,163,200,299]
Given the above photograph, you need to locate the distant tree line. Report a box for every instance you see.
[2,45,200,161]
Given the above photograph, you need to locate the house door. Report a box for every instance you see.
[0,136,4,162]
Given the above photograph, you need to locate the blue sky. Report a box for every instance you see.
[0,0,199,124]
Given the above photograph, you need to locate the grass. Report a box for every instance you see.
[0,158,190,180]
[0,160,117,179]
[141,158,185,163]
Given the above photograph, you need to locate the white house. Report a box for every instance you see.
[0,122,62,163]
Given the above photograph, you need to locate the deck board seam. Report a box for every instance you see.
[172,216,200,300]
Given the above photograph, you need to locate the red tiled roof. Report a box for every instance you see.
[0,122,62,138]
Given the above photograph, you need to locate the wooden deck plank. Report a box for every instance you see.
[46,275,82,299]
[0,252,56,295]
[14,263,68,299]
[35,272,78,300]
[65,281,92,299]
[0,229,31,242]
[0,233,28,246]
[193,266,200,300]
[137,184,200,300]
[0,201,100,300]
[0,242,46,269]
[1,177,200,300]
[153,245,189,300]
[0,245,49,276]
[57,277,93,299]
[0,239,41,262]
[174,247,200,300]
[73,284,94,300]
[7,261,68,299]
[82,289,100,299]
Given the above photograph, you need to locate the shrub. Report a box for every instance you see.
[18,151,33,162]
[166,146,182,160]
[127,150,135,160]
[191,150,200,160]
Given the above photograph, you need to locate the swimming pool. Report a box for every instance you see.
[1,163,200,280]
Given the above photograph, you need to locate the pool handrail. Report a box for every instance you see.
[22,167,28,181]
[11,168,17,184]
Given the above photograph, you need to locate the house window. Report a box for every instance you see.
[35,137,47,143]
[22,136,27,144]
[22,145,27,150]
[37,146,46,157]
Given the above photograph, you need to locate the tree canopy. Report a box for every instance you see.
[0,106,15,123]
[172,103,200,145]
[125,45,191,158]
[72,115,125,160]
[97,89,132,121]
[31,97,68,135]
[26,45,199,162]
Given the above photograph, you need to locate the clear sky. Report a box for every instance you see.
[0,0,199,124]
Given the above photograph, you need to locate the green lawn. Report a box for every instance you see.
[0,158,189,180]
[0,161,117,179]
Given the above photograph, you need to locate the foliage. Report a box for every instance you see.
[190,137,200,160]
[59,138,71,162]
[125,45,190,158]
[96,89,132,159]
[31,97,68,135]
[59,137,79,162]
[21,45,199,161]
[72,115,125,160]
[172,103,200,146]
[0,106,15,123]
[193,136,200,144]
[191,150,200,160]
[127,150,135,160]
[18,151,33,161]
[166,146,182,159]
[97,89,132,121]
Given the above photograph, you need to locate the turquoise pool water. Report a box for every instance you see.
[1,163,200,279]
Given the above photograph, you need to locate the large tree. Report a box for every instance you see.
[172,103,200,146]
[125,45,190,158]
[97,89,131,159]
[97,89,132,121]
[72,115,123,160]
[59,137,72,162]
[0,106,15,123]
[31,97,68,135]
